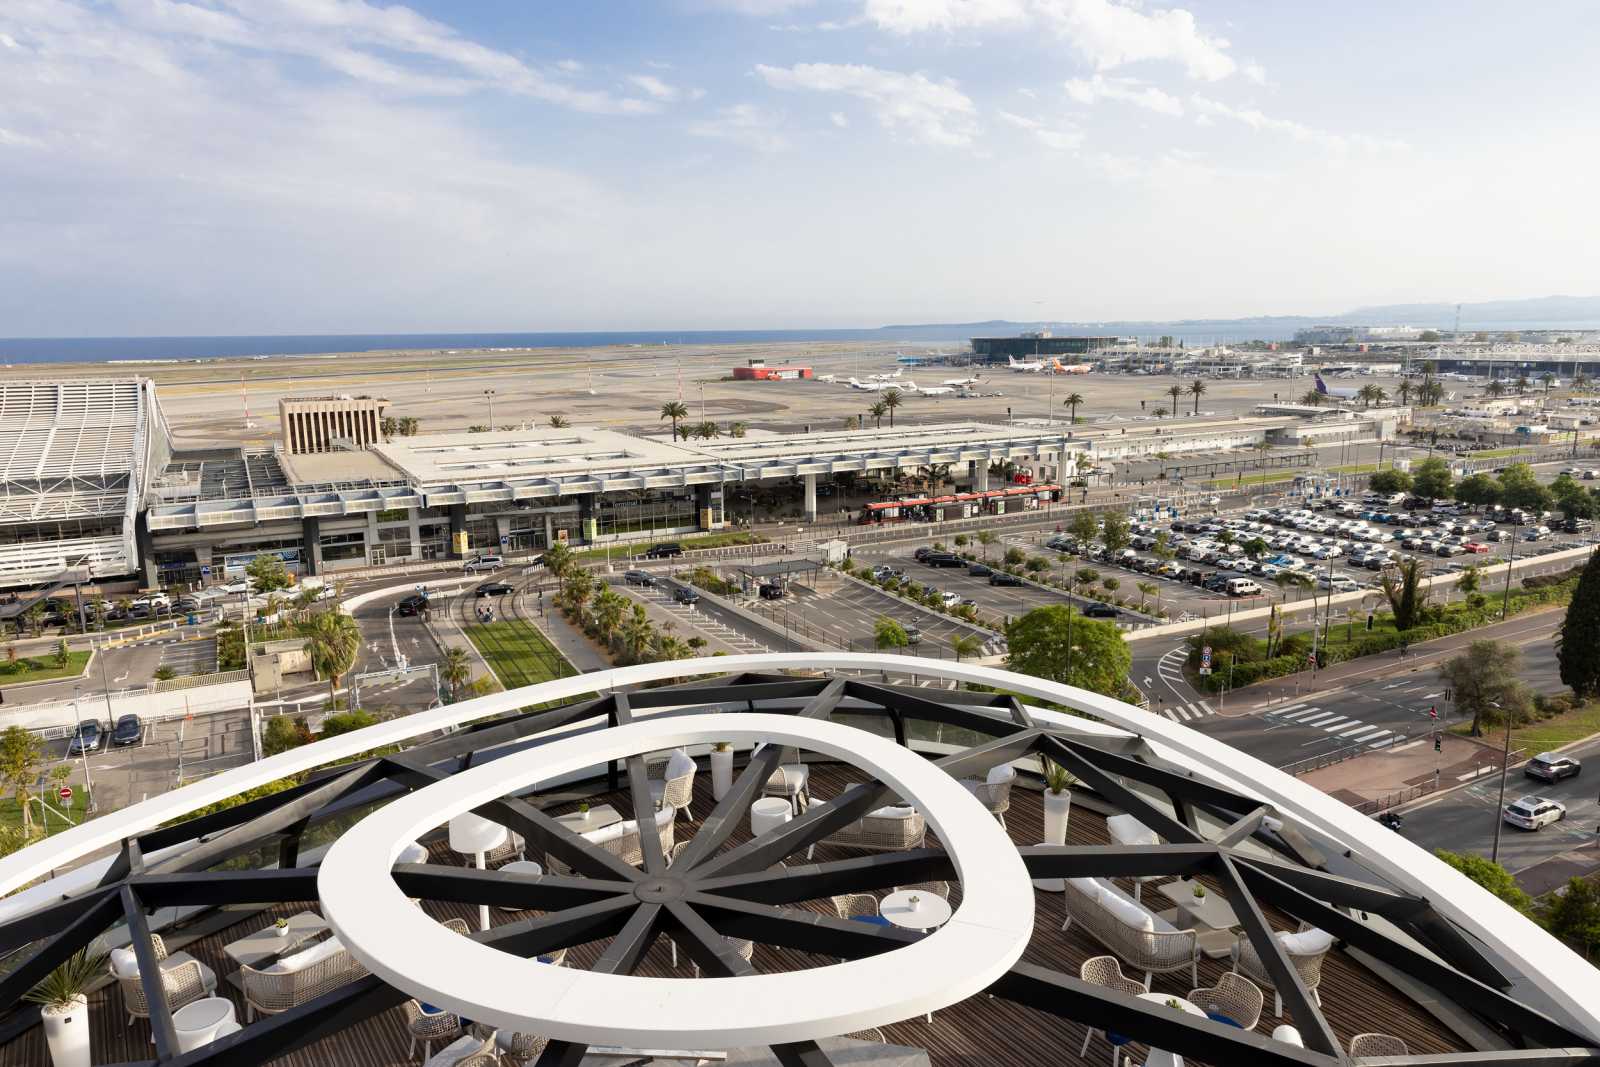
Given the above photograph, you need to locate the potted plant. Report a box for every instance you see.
[26,948,103,1067]
[273,918,290,938]
[710,742,734,801]
[1191,883,1206,901]
[1040,758,1074,846]
[577,802,591,823]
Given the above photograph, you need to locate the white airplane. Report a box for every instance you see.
[907,381,956,397]
[1007,355,1046,372]
[1050,359,1093,374]
[1314,373,1361,400]
[942,374,982,387]
[816,373,836,383]
[846,377,893,391]
[868,368,904,381]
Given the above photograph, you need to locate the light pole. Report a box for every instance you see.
[70,686,95,812]
[483,389,497,427]
[1489,700,1510,864]
[1500,526,1519,620]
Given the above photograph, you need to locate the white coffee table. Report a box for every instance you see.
[557,803,623,832]
[223,910,327,968]
[1157,879,1239,958]
[879,889,952,932]
[497,860,544,911]
[172,996,236,1053]
[750,797,793,837]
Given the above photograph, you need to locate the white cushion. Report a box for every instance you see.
[665,749,696,778]
[869,805,916,820]
[396,840,429,865]
[1279,927,1334,955]
[1097,885,1157,933]
[267,935,344,974]
[110,947,139,978]
[1272,1024,1304,1047]
[985,763,1017,785]
[1106,814,1160,847]
[1066,877,1104,905]
[586,821,627,846]
[767,765,809,791]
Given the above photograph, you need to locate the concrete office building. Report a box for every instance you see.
[278,394,389,455]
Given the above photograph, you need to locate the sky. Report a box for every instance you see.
[1,0,1598,336]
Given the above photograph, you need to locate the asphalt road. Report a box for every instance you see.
[743,574,1002,658]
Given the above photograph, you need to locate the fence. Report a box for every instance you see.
[1279,729,1413,778]
[1353,782,1439,815]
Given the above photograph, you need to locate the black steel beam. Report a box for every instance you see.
[671,737,789,870]
[931,728,1044,783]
[590,902,660,976]
[531,1040,591,1067]
[0,890,121,1012]
[0,887,117,957]
[846,680,1026,740]
[685,891,919,958]
[134,766,356,853]
[664,901,757,978]
[1050,732,1264,817]
[628,679,830,709]
[1035,733,1200,845]
[163,974,407,1066]
[1231,854,1425,916]
[476,894,638,958]
[1403,910,1512,991]
[133,868,320,908]
[1018,843,1218,880]
[615,694,667,876]
[1214,805,1272,848]
[392,865,633,910]
[693,779,889,879]
[771,1042,852,1067]
[122,885,179,1061]
[698,850,957,905]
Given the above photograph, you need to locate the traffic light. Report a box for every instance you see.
[1434,734,1442,753]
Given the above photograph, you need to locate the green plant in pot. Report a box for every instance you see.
[1040,758,1075,847]
[1191,883,1206,900]
[27,948,104,1067]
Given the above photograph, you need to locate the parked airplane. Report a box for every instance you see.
[942,374,982,387]
[1314,373,1360,400]
[1007,355,1046,372]
[907,381,956,397]
[816,374,836,383]
[868,368,904,381]
[846,377,893,391]
[1050,360,1093,374]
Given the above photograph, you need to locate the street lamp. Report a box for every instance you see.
[1489,700,1511,864]
[483,389,497,426]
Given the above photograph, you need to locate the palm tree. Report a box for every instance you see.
[442,646,472,701]
[304,611,361,708]
[660,400,689,441]
[1540,372,1556,398]
[923,463,952,496]
[1486,379,1507,398]
[548,414,571,428]
[380,415,398,440]
[1135,581,1157,612]
[620,605,654,663]
[1187,379,1206,415]
[1062,392,1085,424]
[1515,373,1531,395]
[693,420,720,440]
[728,421,748,438]
[950,634,983,662]
[1368,385,1388,408]
[1396,380,1412,405]
[881,388,904,427]
[593,589,626,643]
[1356,384,1378,409]
[868,400,888,428]
[1152,406,1168,418]
[1167,384,1184,417]
[1299,389,1324,407]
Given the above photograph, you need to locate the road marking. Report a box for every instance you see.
[1336,723,1375,737]
[1388,740,1424,753]
[1319,717,1353,731]
[1173,704,1192,721]
[1281,707,1327,722]
[1422,692,1443,700]
[1197,701,1215,716]
[1298,711,1340,726]
[1367,733,1397,749]
[1269,703,1310,716]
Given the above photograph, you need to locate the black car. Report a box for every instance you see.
[623,570,657,586]
[758,584,787,600]
[395,593,428,617]
[989,573,1023,587]
[1083,603,1119,618]
[927,553,965,568]
[111,714,144,747]
[672,586,701,605]
[1376,812,1403,831]
[475,581,513,598]
[967,563,993,577]
[644,542,683,560]
[913,547,933,562]
[67,720,100,756]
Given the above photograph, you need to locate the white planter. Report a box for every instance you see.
[42,996,89,1067]
[1042,789,1072,846]
[710,747,734,801]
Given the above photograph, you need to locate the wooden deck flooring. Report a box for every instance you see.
[1,761,1469,1066]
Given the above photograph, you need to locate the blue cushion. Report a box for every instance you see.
[851,915,893,926]
[1208,1011,1243,1028]
[537,955,557,964]
[1108,1032,1130,1046]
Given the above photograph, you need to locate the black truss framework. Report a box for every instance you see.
[1,671,1595,1067]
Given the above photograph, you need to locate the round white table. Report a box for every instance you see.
[1137,993,1206,1067]
[878,889,953,932]
[450,813,510,931]
[172,996,236,1053]
[497,860,543,911]
[750,797,793,837]
[1030,840,1065,892]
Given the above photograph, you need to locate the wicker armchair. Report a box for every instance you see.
[1229,923,1333,1018]
[819,805,925,852]
[108,934,217,1027]
[895,880,950,900]
[1189,971,1264,1031]
[545,807,676,874]
[961,764,1015,828]
[1060,877,1197,989]
[763,762,811,813]
[1079,955,1145,1065]
[422,1033,498,1067]
[1350,1033,1409,1060]
[845,1028,885,1043]
[242,936,370,1020]
[496,1030,551,1065]
[832,893,881,920]
[482,831,526,868]
[404,999,461,1062]
[648,749,698,820]
[455,1054,499,1067]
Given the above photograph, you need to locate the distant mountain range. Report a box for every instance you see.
[881,295,1600,337]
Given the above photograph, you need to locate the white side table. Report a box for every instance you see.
[750,797,793,837]
[172,996,236,1053]
[878,889,952,932]
[1030,840,1065,892]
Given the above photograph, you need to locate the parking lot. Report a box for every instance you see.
[158,636,218,677]
[746,576,1005,659]
[48,707,255,814]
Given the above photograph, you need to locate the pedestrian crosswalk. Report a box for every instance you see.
[1264,702,1400,749]
[1160,700,1216,722]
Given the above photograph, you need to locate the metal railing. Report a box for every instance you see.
[1279,729,1412,777]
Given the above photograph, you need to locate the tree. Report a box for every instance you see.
[304,610,361,707]
[1152,406,1168,418]
[1396,380,1413,406]
[1410,457,1453,501]
[1167,383,1184,417]
[728,421,748,437]
[1459,562,1486,609]
[951,634,984,662]
[976,530,996,560]
[1243,537,1268,559]
[380,415,397,440]
[1151,532,1174,562]
[620,605,655,663]
[245,553,293,593]
[873,616,909,651]
[659,400,689,441]
[153,665,176,681]
[1068,509,1099,547]
[1486,379,1507,398]
[868,400,888,428]
[0,726,43,835]
[881,388,904,427]
[1550,474,1598,520]
[1357,383,1379,409]
[548,414,571,428]
[1005,605,1131,698]
[1454,473,1500,510]
[1003,547,1026,567]
[1099,511,1130,554]
[262,716,311,757]
[1368,469,1412,495]
[1497,464,1552,512]
[1062,392,1085,423]
[1557,548,1600,699]
[1102,576,1120,596]
[442,646,472,702]
[320,711,378,738]
[1440,640,1531,736]
[1187,379,1206,415]
[1379,557,1429,630]
[467,425,491,433]
[1135,581,1158,612]
[1418,329,1441,343]
[1434,849,1532,914]
[1544,877,1600,960]
[1299,389,1324,407]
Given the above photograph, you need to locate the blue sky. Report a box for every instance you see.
[1,1,1596,335]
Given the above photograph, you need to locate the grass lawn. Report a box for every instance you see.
[1330,463,1382,474]
[465,620,573,690]
[1468,447,1534,459]
[1203,471,1297,488]
[0,784,93,835]
[1451,702,1600,753]
[0,650,92,687]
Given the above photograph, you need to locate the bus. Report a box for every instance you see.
[858,485,1061,525]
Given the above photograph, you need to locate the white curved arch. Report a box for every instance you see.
[3,653,1596,1034]
[317,713,1033,1046]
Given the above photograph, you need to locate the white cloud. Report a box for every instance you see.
[1190,95,1407,153]
[557,59,584,73]
[1241,61,1267,85]
[755,62,979,147]
[687,104,791,153]
[1063,75,1183,116]
[863,0,1235,81]
[630,74,688,102]
[830,111,850,127]
[997,110,1082,151]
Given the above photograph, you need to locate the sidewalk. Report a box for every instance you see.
[1300,732,1510,813]
[530,605,612,673]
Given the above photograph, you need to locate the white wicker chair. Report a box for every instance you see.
[1229,923,1333,1018]
[404,999,462,1062]
[831,894,881,920]
[1078,955,1145,1066]
[961,764,1015,828]
[763,761,811,813]
[242,935,371,1020]
[819,804,925,852]
[1189,971,1264,1031]
[107,935,218,1027]
[1060,877,1198,989]
[545,806,675,874]
[496,1029,551,1065]
[1350,1033,1409,1060]
[648,749,698,820]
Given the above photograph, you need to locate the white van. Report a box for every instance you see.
[1225,577,1263,597]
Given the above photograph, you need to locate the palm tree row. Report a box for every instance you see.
[542,542,698,665]
[657,402,746,440]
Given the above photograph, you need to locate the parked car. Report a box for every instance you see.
[1502,796,1566,830]
[989,573,1023,586]
[1225,577,1262,597]
[926,553,965,568]
[645,542,684,560]
[1563,517,1594,533]
[395,594,428,617]
[475,581,513,598]
[463,555,504,573]
[672,585,701,605]
[940,591,963,607]
[67,720,100,756]
[623,570,657,586]
[111,714,144,747]
[871,565,895,580]
[758,584,786,600]
[968,563,993,577]
[1083,603,1119,618]
[1524,753,1581,782]
[912,547,933,562]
